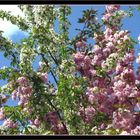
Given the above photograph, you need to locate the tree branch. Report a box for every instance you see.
[40,53,58,84]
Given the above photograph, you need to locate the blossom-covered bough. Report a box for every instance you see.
[0,5,140,135]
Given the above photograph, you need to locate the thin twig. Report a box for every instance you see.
[40,53,58,84]
[46,47,59,66]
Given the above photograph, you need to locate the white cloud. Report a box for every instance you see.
[0,5,25,38]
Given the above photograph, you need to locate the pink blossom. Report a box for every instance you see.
[98,123,106,130]
[34,118,41,126]
[106,5,120,13]
[45,111,59,125]
[88,94,95,104]
[117,40,121,45]
[76,40,86,48]
[102,13,112,21]
[11,90,17,100]
[41,73,48,84]
[78,106,96,123]
[21,86,32,95]
[112,109,135,131]
[89,70,96,76]
[93,45,102,54]
[73,52,85,64]
[106,42,114,49]
[84,55,91,63]
[104,27,113,38]
[114,33,119,40]
[17,76,28,86]
[116,63,123,74]
[18,96,27,106]
[3,119,18,129]
[103,48,111,57]
[71,4,139,134]
[123,35,129,42]
[119,30,125,36]
[131,126,140,135]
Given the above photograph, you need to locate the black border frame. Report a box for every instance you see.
[0,0,140,139]
[0,0,139,4]
[0,135,140,139]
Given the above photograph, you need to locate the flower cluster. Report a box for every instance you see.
[44,111,66,134]
[11,76,33,110]
[3,119,18,129]
[73,5,140,134]
[77,106,96,123]
[73,52,91,76]
[102,5,127,27]
[112,109,135,131]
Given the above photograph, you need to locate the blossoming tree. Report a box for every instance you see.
[0,5,140,135]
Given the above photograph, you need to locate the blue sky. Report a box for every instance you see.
[0,5,140,110]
